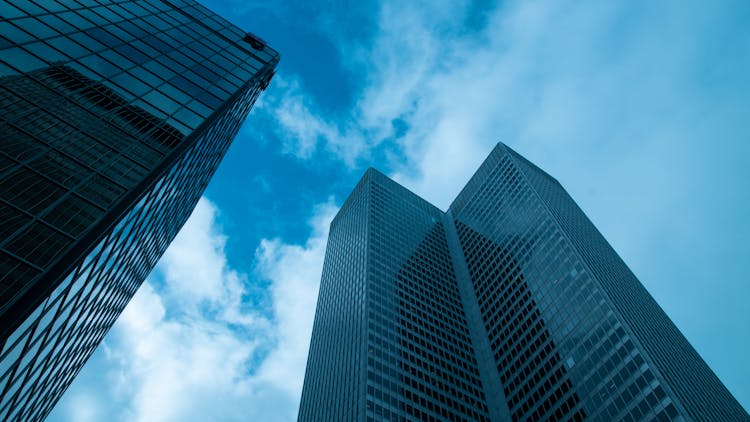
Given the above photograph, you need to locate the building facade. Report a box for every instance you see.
[0,1,278,420]
[299,144,749,421]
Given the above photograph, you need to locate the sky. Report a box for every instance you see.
[48,0,750,420]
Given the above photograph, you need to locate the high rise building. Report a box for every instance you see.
[298,143,749,421]
[0,1,278,420]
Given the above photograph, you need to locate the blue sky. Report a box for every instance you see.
[49,0,749,420]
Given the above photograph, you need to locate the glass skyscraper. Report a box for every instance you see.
[0,1,278,420]
[299,143,749,421]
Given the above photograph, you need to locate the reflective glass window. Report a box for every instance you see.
[38,14,76,35]
[17,17,58,40]
[58,11,95,31]
[46,36,89,59]
[0,22,34,45]
[0,3,25,19]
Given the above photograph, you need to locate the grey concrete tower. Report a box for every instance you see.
[298,143,748,421]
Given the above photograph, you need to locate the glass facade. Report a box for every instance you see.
[299,144,749,421]
[299,169,490,421]
[0,1,278,420]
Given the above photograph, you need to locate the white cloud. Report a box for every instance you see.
[253,200,338,398]
[114,283,276,421]
[261,76,370,166]
[49,197,337,422]
[157,199,265,328]
[62,392,102,422]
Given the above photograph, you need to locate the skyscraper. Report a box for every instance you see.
[299,143,749,421]
[0,1,278,420]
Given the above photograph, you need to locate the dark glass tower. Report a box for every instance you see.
[0,1,278,420]
[299,144,749,421]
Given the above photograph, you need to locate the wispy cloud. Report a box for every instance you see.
[262,76,364,164]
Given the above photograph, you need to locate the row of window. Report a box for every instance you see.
[298,183,368,421]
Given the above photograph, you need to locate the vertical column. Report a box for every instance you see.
[442,211,511,422]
